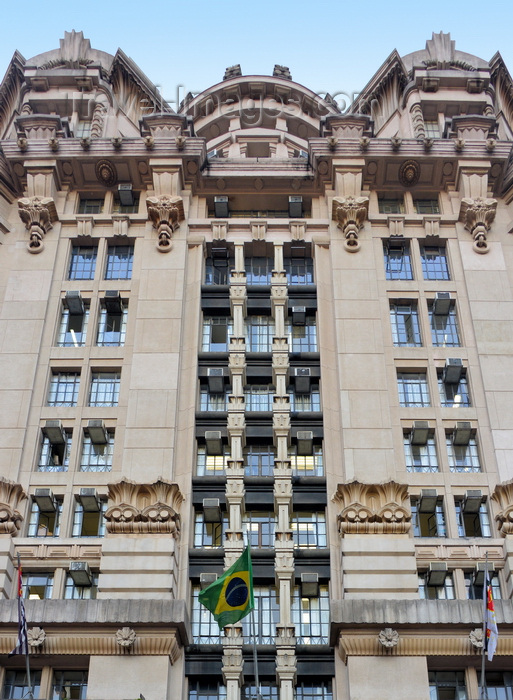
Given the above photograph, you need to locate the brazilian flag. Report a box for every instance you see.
[198,547,254,628]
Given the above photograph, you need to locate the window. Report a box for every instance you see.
[289,386,321,412]
[105,245,133,280]
[390,302,422,346]
[113,193,140,214]
[244,445,275,476]
[196,445,228,476]
[428,671,467,700]
[194,512,228,548]
[429,301,461,347]
[246,316,275,352]
[291,512,327,548]
[289,445,324,477]
[189,683,227,700]
[404,435,439,472]
[438,373,471,407]
[72,500,107,537]
[291,585,330,644]
[415,199,441,215]
[202,316,233,352]
[22,572,54,599]
[3,671,42,699]
[48,372,80,406]
[204,256,234,285]
[420,243,449,279]
[38,432,71,472]
[465,572,501,600]
[456,499,491,537]
[199,386,229,412]
[384,241,413,280]
[74,120,91,138]
[78,197,103,214]
[242,682,278,700]
[192,586,222,643]
[96,303,127,346]
[245,257,273,285]
[245,385,274,412]
[80,432,114,472]
[244,511,276,548]
[68,245,97,280]
[447,437,481,473]
[64,572,98,599]
[57,305,89,347]
[484,672,513,700]
[418,571,455,599]
[284,257,314,285]
[286,317,317,352]
[28,499,62,537]
[296,683,332,700]
[378,197,404,214]
[411,498,446,537]
[241,586,279,644]
[89,371,120,406]
[424,120,440,138]
[397,372,430,407]
[51,671,88,700]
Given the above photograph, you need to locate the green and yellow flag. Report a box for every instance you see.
[198,547,254,629]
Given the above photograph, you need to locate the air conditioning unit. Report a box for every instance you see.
[300,572,319,597]
[289,195,303,218]
[292,367,311,394]
[34,488,56,513]
[474,561,495,586]
[296,430,313,456]
[463,490,483,514]
[207,368,225,394]
[65,290,84,315]
[43,420,66,445]
[433,292,451,316]
[418,489,438,514]
[427,562,447,586]
[214,195,229,218]
[410,420,429,446]
[205,430,223,455]
[291,306,306,325]
[443,358,463,384]
[203,498,221,523]
[387,236,404,251]
[118,183,134,206]
[104,290,122,314]
[78,488,100,512]
[453,421,472,446]
[87,420,108,445]
[200,572,218,590]
[69,561,92,587]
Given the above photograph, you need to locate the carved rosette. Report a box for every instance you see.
[105,479,183,534]
[469,628,484,649]
[492,480,513,535]
[459,197,497,254]
[333,481,411,535]
[332,196,369,252]
[116,627,136,648]
[18,196,58,253]
[28,627,46,649]
[146,195,185,253]
[378,628,399,648]
[0,478,27,535]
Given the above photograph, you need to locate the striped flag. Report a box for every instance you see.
[485,576,498,662]
[9,566,28,657]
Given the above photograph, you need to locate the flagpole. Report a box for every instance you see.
[17,554,33,700]
[247,541,261,700]
[479,552,488,700]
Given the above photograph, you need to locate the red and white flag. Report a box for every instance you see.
[485,578,498,662]
[9,566,28,657]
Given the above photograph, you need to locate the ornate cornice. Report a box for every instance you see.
[105,478,183,535]
[0,477,26,535]
[333,481,411,535]
[146,195,185,252]
[18,196,58,253]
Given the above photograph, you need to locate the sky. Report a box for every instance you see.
[1,0,513,113]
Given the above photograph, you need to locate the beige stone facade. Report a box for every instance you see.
[0,29,512,700]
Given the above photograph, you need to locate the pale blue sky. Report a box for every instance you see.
[2,0,513,111]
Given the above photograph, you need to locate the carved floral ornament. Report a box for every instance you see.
[28,627,46,648]
[18,196,58,254]
[491,480,513,535]
[0,477,27,535]
[116,627,136,648]
[333,480,411,535]
[331,196,369,253]
[104,478,183,535]
[146,195,185,253]
[378,628,399,648]
[458,197,497,254]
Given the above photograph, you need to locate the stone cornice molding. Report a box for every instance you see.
[18,195,58,253]
[0,477,27,535]
[333,481,411,535]
[146,194,185,252]
[459,196,497,253]
[492,479,513,535]
[332,196,369,252]
[105,478,183,535]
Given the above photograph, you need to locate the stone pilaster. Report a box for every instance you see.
[276,625,297,700]
[222,625,244,700]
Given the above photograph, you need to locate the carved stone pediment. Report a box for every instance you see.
[492,480,513,535]
[105,479,183,535]
[334,480,411,535]
[146,195,185,253]
[459,197,497,254]
[0,478,27,535]
[332,196,369,252]
[18,196,58,253]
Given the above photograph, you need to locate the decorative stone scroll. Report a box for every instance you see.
[18,196,58,253]
[104,479,183,535]
[332,196,369,252]
[492,480,513,535]
[333,481,411,535]
[459,197,497,254]
[0,478,26,535]
[146,195,185,253]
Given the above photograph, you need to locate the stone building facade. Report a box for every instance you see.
[0,29,512,700]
